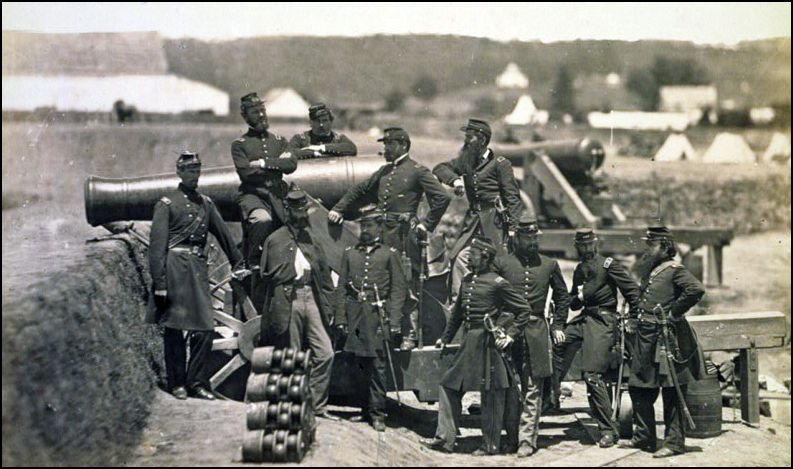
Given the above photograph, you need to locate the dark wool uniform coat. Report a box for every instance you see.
[231,128,297,220]
[494,252,571,379]
[258,225,336,341]
[334,241,408,357]
[148,184,242,330]
[289,130,358,159]
[433,149,524,260]
[569,254,641,373]
[333,155,451,251]
[629,260,706,388]
[440,271,535,392]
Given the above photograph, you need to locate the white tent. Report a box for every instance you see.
[2,74,229,115]
[702,133,756,164]
[654,134,699,162]
[263,88,310,119]
[762,133,791,164]
[496,62,529,89]
[503,95,548,126]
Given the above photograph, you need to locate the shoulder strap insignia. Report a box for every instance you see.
[234,137,245,143]
[160,196,171,205]
[494,276,505,283]
[496,156,506,163]
[389,247,398,252]
[603,257,613,268]
[345,246,352,251]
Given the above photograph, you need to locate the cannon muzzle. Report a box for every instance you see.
[495,138,605,186]
[85,156,384,226]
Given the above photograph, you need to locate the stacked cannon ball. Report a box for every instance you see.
[242,347,316,463]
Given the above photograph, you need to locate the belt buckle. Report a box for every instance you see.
[358,291,368,302]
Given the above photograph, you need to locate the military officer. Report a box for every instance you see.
[620,226,705,458]
[496,216,571,457]
[421,237,535,455]
[329,127,451,350]
[432,118,529,304]
[231,92,297,308]
[289,103,357,159]
[551,228,641,448]
[148,151,242,400]
[334,207,408,432]
[258,190,338,420]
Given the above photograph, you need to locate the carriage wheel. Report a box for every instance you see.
[206,272,261,400]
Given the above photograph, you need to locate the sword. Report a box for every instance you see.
[373,284,402,407]
[654,303,696,430]
[612,302,628,421]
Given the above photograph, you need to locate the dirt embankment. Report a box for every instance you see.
[2,233,163,466]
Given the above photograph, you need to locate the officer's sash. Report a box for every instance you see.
[166,195,210,249]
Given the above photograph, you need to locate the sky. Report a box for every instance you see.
[2,2,791,45]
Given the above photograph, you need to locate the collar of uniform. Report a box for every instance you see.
[392,153,409,166]
[475,149,493,170]
[356,240,382,251]
[247,127,269,138]
[178,183,201,201]
[310,130,335,144]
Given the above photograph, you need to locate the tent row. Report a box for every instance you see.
[653,132,791,164]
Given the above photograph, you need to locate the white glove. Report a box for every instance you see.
[496,335,514,350]
[328,210,344,224]
[452,178,465,196]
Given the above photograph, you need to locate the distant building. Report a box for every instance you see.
[659,85,718,113]
[2,75,229,115]
[262,88,310,120]
[2,31,229,116]
[496,62,529,89]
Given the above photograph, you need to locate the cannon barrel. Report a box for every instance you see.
[494,138,605,186]
[85,156,384,226]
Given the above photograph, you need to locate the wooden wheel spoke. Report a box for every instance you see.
[214,310,243,333]
[212,336,239,351]
[210,353,246,390]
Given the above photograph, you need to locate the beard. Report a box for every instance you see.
[289,214,309,230]
[360,231,378,245]
[635,252,662,279]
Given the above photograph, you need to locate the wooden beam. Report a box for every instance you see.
[529,154,599,227]
[687,311,788,351]
[740,344,761,424]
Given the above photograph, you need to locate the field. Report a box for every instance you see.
[2,120,790,465]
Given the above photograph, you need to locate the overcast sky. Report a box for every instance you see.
[3,2,790,45]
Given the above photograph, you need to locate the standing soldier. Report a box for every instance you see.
[620,226,705,458]
[148,151,242,400]
[289,103,357,159]
[258,190,338,421]
[421,237,535,455]
[334,207,408,432]
[231,92,297,306]
[329,127,451,350]
[496,216,571,457]
[433,118,528,304]
[551,228,640,448]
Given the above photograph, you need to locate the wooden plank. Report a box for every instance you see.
[687,311,788,351]
[529,155,599,227]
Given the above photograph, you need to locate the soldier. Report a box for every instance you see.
[148,151,242,400]
[496,216,571,457]
[421,237,535,455]
[258,190,338,421]
[231,92,297,306]
[432,118,528,304]
[550,228,640,447]
[329,127,451,350]
[620,226,705,458]
[334,207,408,432]
[289,103,357,159]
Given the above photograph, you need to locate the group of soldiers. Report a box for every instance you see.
[148,93,707,459]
